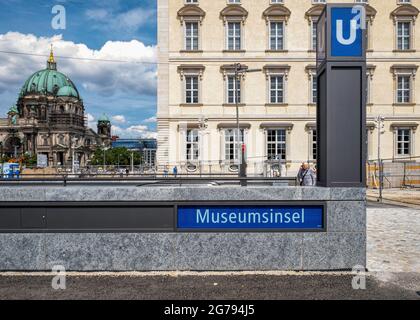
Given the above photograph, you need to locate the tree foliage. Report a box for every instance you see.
[90,147,142,166]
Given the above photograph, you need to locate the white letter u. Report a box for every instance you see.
[336,19,357,45]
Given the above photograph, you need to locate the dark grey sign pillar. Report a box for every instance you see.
[316,4,367,188]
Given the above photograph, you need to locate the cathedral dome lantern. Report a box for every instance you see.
[47,45,57,71]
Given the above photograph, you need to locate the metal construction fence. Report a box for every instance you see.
[367,157,420,189]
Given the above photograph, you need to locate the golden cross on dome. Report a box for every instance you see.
[48,44,55,63]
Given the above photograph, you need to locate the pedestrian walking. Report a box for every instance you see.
[297,162,316,186]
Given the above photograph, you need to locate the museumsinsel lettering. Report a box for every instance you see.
[196,208,305,225]
[177,206,324,229]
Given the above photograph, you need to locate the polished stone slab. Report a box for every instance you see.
[302,233,366,270]
[0,186,366,202]
[0,231,366,271]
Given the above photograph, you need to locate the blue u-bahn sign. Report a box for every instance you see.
[177,205,324,231]
[331,7,363,57]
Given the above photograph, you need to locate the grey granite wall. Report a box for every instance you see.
[0,186,366,271]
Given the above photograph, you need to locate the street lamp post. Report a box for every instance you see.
[233,63,262,186]
[71,136,75,175]
[376,116,385,202]
[198,116,208,175]
[102,144,109,173]
[131,152,134,174]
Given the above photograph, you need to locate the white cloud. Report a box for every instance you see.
[86,113,97,130]
[85,7,155,33]
[87,113,95,122]
[0,32,157,97]
[143,116,156,123]
[112,115,126,123]
[85,9,109,20]
[112,124,157,139]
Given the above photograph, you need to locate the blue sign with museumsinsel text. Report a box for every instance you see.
[331,7,363,57]
[177,206,324,230]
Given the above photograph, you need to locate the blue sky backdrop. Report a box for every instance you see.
[0,0,158,138]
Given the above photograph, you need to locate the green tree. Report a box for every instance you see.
[22,153,37,166]
[90,147,142,166]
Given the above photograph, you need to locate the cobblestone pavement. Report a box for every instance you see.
[367,203,420,273]
[367,188,420,206]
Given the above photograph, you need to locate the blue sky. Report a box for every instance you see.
[0,0,158,138]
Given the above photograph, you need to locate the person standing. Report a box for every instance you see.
[173,166,178,178]
[297,163,316,186]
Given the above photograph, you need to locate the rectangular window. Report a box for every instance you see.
[311,74,317,104]
[185,22,199,51]
[270,76,284,104]
[397,21,411,50]
[397,75,411,103]
[366,74,371,104]
[397,129,411,156]
[186,129,199,161]
[227,75,241,104]
[225,129,244,161]
[311,20,317,51]
[312,129,317,161]
[227,22,241,51]
[270,21,284,50]
[185,76,199,104]
[267,129,286,161]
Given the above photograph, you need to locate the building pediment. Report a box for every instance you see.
[220,64,249,79]
[260,123,294,131]
[177,65,206,80]
[263,64,291,79]
[177,5,206,24]
[263,4,291,23]
[390,123,419,130]
[304,4,325,19]
[220,4,248,23]
[390,64,418,79]
[217,123,251,130]
[391,64,418,72]
[52,144,68,150]
[365,5,377,18]
[391,4,419,19]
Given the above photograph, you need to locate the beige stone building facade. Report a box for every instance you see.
[158,0,420,176]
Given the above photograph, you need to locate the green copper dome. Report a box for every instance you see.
[57,85,79,98]
[19,48,80,99]
[20,69,80,99]
[98,114,110,123]
[8,104,18,114]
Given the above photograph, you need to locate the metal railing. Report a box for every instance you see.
[0,174,297,187]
